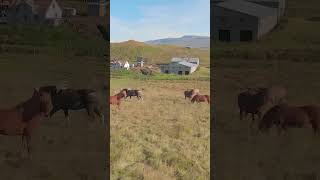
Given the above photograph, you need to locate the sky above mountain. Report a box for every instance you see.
[110,0,210,42]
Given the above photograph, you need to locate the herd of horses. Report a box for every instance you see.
[0,86,104,157]
[238,86,320,134]
[110,88,210,109]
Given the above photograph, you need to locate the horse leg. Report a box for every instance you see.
[94,106,104,125]
[63,109,70,127]
[26,134,32,159]
[49,107,60,118]
[250,113,255,130]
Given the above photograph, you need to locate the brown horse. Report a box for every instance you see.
[110,90,126,109]
[191,94,210,104]
[0,88,53,157]
[259,104,319,135]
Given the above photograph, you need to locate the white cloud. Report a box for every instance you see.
[110,0,210,42]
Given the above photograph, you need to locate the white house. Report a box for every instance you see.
[123,61,130,70]
[34,0,62,26]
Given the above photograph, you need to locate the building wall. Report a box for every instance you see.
[257,14,277,38]
[7,2,34,24]
[159,63,194,75]
[45,0,62,19]
[213,6,259,42]
[87,0,106,17]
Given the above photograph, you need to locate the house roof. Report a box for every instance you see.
[216,0,277,18]
[34,0,60,16]
[171,57,200,64]
[177,61,198,68]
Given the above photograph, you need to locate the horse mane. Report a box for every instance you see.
[15,94,41,122]
[39,86,57,95]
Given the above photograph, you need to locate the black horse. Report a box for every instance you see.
[39,86,104,126]
[122,89,142,100]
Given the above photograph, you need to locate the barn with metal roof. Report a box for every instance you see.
[158,57,200,75]
[213,0,278,42]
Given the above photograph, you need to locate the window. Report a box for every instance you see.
[178,71,183,75]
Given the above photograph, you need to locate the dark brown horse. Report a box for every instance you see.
[0,89,52,157]
[259,104,319,135]
[39,86,104,126]
[191,94,210,104]
[184,89,200,99]
[110,90,126,109]
[122,89,143,100]
[237,88,266,123]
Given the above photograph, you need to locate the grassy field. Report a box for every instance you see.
[110,38,210,179]
[214,0,320,179]
[110,78,210,180]
[0,54,107,180]
[215,59,320,180]
[0,15,107,179]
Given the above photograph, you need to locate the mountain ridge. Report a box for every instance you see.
[145,35,210,49]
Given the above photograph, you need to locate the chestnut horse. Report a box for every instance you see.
[191,94,210,104]
[259,104,320,135]
[110,90,126,109]
[0,88,53,157]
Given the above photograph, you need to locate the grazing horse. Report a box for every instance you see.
[238,88,266,123]
[122,89,142,100]
[259,104,319,134]
[39,86,104,126]
[191,95,210,104]
[110,90,126,109]
[0,89,52,156]
[184,89,200,99]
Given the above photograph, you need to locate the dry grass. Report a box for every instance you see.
[0,54,107,180]
[110,79,210,180]
[214,59,320,180]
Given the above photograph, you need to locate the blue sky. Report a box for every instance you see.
[110,0,210,42]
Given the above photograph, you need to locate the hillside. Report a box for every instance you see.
[110,40,210,67]
[145,35,210,49]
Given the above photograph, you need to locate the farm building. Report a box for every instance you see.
[136,56,148,67]
[1,0,62,25]
[62,7,76,17]
[0,0,10,23]
[33,0,63,26]
[6,0,35,24]
[247,0,286,18]
[158,57,200,75]
[87,0,107,17]
[213,0,278,42]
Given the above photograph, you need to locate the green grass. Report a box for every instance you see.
[111,68,210,81]
[0,25,107,57]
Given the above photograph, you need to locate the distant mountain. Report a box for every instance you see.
[145,35,210,49]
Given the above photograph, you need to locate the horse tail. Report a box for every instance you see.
[206,95,210,104]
